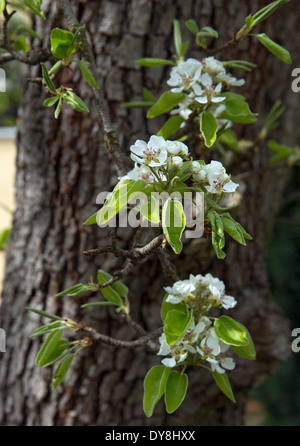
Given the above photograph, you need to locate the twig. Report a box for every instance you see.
[81,324,161,352]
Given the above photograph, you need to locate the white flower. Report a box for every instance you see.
[170,156,183,169]
[190,161,202,174]
[166,140,189,157]
[198,327,221,360]
[198,273,237,310]
[195,73,226,104]
[158,333,188,368]
[119,163,154,182]
[164,279,196,304]
[167,58,202,93]
[216,72,245,87]
[205,160,239,195]
[130,135,168,167]
[202,57,225,76]
[157,333,171,356]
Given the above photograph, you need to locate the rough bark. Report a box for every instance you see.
[0,0,299,426]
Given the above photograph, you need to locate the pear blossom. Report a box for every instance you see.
[119,163,154,182]
[210,355,236,374]
[166,140,189,157]
[170,155,184,169]
[190,272,237,310]
[157,333,188,368]
[202,57,225,76]
[167,58,202,93]
[194,73,226,104]
[130,135,168,167]
[205,160,239,194]
[164,279,196,304]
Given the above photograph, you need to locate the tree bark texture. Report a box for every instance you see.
[0,0,299,426]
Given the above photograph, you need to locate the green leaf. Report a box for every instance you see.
[160,294,188,322]
[80,301,114,308]
[173,19,183,57]
[136,58,174,67]
[207,211,226,259]
[223,60,257,72]
[143,88,155,102]
[63,91,89,113]
[23,0,45,19]
[83,210,98,225]
[143,365,171,417]
[200,112,218,148]
[252,0,290,27]
[231,328,256,360]
[77,60,99,89]
[214,315,249,346]
[52,354,74,390]
[268,140,293,164]
[164,309,192,346]
[219,92,257,124]
[185,19,199,35]
[212,371,236,403]
[50,28,75,60]
[97,179,146,226]
[55,283,89,297]
[157,115,185,140]
[0,1,5,14]
[41,63,56,93]
[139,194,160,224]
[122,101,154,109]
[30,321,63,338]
[54,97,63,119]
[25,307,64,321]
[147,91,186,119]
[97,270,124,307]
[162,198,186,254]
[35,329,63,366]
[197,26,218,38]
[41,340,71,367]
[218,128,240,152]
[221,212,252,241]
[0,227,10,250]
[255,33,291,64]
[48,60,63,75]
[44,96,60,107]
[165,371,188,413]
[221,215,247,245]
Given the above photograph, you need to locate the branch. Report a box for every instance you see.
[57,0,126,177]
[81,324,161,352]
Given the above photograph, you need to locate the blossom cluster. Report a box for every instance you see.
[190,159,239,195]
[167,56,244,122]
[158,273,237,374]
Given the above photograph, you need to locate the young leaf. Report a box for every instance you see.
[160,294,188,322]
[55,283,89,297]
[219,92,257,124]
[214,315,249,346]
[268,140,293,164]
[185,19,199,35]
[207,211,226,259]
[135,58,174,67]
[41,340,71,367]
[197,26,218,39]
[143,365,171,417]
[220,215,247,245]
[52,354,74,390]
[164,309,192,346]
[97,270,124,307]
[200,112,218,147]
[50,28,75,60]
[54,97,63,119]
[44,96,60,107]
[63,91,89,113]
[13,35,29,52]
[97,179,146,226]
[231,328,256,360]
[162,198,186,254]
[212,371,236,403]
[255,33,291,64]
[41,63,56,93]
[25,307,64,321]
[164,371,188,414]
[147,91,186,119]
[157,115,185,140]
[30,320,63,338]
[252,0,290,27]
[23,0,45,20]
[173,19,183,57]
[35,329,63,366]
[77,60,99,89]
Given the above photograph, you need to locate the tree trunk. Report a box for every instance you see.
[0,0,298,426]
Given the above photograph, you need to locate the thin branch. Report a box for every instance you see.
[81,324,161,352]
[57,0,125,177]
